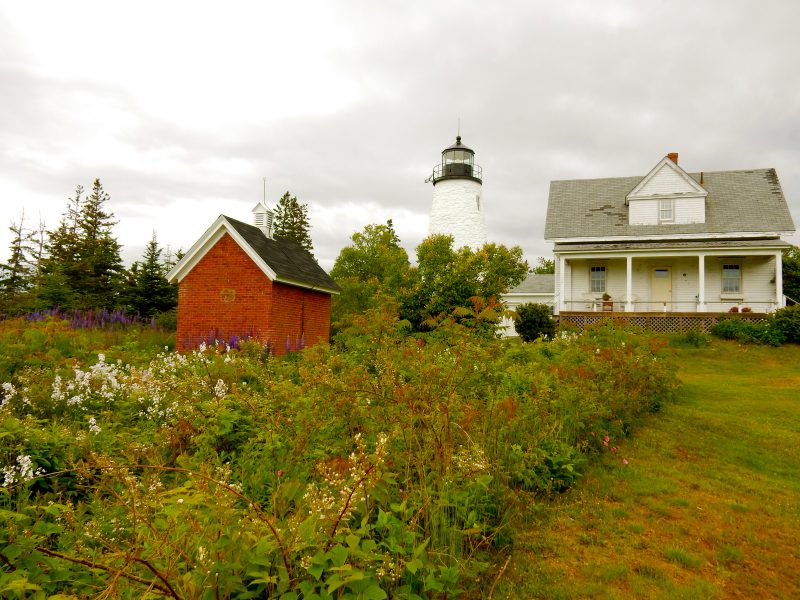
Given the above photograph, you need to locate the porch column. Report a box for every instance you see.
[775,250,784,309]
[625,255,633,312]
[697,254,706,311]
[557,255,566,314]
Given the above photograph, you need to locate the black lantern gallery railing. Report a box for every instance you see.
[431,162,482,183]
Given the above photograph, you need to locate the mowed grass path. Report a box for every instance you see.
[496,340,800,599]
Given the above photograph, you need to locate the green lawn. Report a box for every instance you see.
[495,340,800,599]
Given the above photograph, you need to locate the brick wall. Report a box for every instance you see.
[176,232,332,354]
[270,282,331,353]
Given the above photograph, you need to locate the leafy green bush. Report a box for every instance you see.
[773,305,800,344]
[152,307,178,331]
[711,317,785,346]
[514,302,555,341]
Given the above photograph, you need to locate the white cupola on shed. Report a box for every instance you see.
[252,202,274,238]
[427,135,488,250]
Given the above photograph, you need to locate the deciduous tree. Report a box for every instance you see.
[400,235,528,333]
[330,220,411,327]
[783,245,800,303]
[532,256,555,274]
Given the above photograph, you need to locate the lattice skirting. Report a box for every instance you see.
[557,312,768,334]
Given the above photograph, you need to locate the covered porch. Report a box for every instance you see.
[554,243,786,315]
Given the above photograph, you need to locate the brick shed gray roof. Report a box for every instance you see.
[224,216,340,293]
[545,168,795,240]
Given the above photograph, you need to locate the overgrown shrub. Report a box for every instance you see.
[711,317,785,346]
[514,302,555,341]
[0,311,678,597]
[773,305,800,343]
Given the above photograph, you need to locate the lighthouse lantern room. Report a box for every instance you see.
[428,135,488,250]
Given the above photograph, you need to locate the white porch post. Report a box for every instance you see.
[698,254,706,311]
[557,255,566,314]
[775,250,784,309]
[625,255,633,312]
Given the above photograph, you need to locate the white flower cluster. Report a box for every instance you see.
[88,417,101,435]
[214,379,228,400]
[302,433,389,530]
[1,454,45,487]
[128,345,235,424]
[51,354,123,409]
[452,444,490,474]
[375,557,401,582]
[1,381,16,408]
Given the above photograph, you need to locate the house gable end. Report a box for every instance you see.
[627,157,707,200]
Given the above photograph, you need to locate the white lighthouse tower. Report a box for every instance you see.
[427,135,487,250]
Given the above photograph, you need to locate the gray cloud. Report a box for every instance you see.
[1,1,798,272]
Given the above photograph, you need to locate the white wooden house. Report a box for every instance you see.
[544,154,796,315]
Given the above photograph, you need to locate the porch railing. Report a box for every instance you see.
[562,300,779,313]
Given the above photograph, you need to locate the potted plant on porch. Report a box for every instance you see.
[602,292,613,311]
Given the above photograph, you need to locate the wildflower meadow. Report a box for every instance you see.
[0,310,677,598]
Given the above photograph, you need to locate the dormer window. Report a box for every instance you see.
[659,199,674,223]
[626,155,707,226]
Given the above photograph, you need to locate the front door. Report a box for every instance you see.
[651,267,672,310]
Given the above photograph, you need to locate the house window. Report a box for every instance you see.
[590,266,606,294]
[659,199,674,223]
[722,264,741,293]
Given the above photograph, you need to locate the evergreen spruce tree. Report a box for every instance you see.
[127,232,178,318]
[40,180,124,310]
[75,179,123,309]
[24,217,47,298]
[273,191,314,254]
[39,185,84,309]
[0,211,34,314]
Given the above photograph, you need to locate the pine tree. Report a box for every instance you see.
[0,211,34,314]
[0,211,33,294]
[126,232,177,318]
[75,179,123,309]
[40,180,124,310]
[24,217,48,298]
[273,191,314,253]
[40,185,84,308]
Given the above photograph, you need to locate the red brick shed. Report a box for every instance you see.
[167,211,340,354]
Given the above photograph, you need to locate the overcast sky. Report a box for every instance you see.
[2,0,799,271]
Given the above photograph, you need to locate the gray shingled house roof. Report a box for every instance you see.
[507,273,555,294]
[224,216,341,293]
[545,168,795,240]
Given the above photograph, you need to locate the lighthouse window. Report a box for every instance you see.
[476,195,481,210]
[445,149,470,164]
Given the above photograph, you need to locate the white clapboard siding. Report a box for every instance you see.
[674,196,705,224]
[636,163,695,196]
